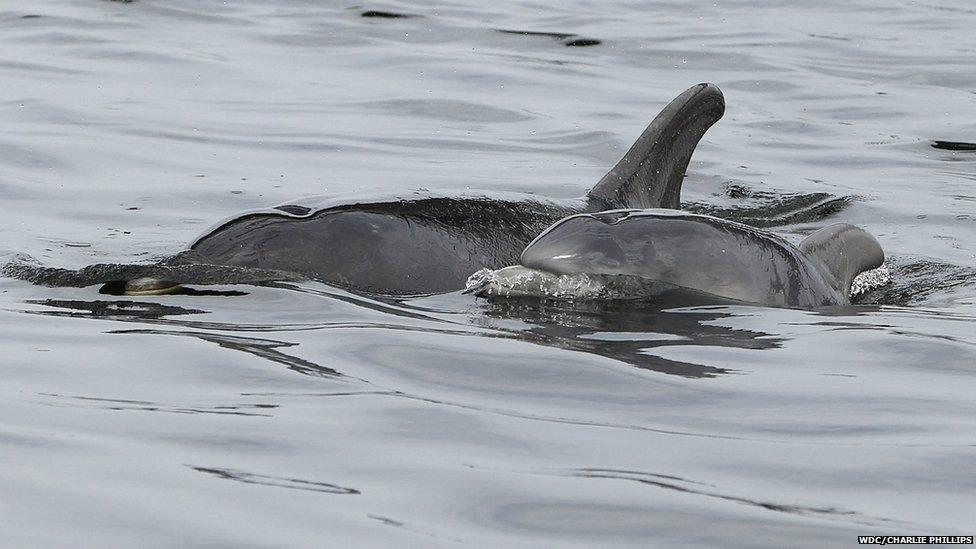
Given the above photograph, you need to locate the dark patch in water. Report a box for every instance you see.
[360,10,414,19]
[932,140,976,152]
[39,393,277,417]
[479,298,781,378]
[97,280,247,296]
[725,183,751,198]
[808,33,852,42]
[567,469,883,521]
[498,29,575,39]
[190,466,360,494]
[25,299,204,320]
[685,190,855,228]
[366,513,461,542]
[368,514,405,527]
[274,204,313,216]
[564,38,601,47]
[858,256,976,305]
[497,29,601,47]
[2,252,302,289]
[112,329,347,378]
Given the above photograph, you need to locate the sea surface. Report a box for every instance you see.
[2,1,975,547]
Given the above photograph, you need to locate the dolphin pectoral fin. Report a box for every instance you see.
[587,83,725,210]
[799,223,885,296]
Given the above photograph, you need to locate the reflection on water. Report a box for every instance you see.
[931,140,976,152]
[686,190,856,229]
[25,298,205,320]
[113,329,347,379]
[545,467,897,525]
[860,257,976,306]
[7,281,976,545]
[41,392,278,417]
[472,298,782,378]
[190,466,360,495]
[10,263,976,546]
[497,29,603,48]
[27,291,784,379]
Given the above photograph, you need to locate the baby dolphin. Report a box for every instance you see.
[471,209,885,308]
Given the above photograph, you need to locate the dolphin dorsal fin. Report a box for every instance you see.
[587,83,725,210]
[799,223,885,295]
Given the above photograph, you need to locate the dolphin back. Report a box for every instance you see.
[799,223,884,296]
[587,83,725,210]
[520,210,847,308]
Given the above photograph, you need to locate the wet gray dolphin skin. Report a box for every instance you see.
[518,209,884,308]
[187,83,725,295]
[190,192,588,295]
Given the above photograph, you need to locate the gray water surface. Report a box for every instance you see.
[1,1,975,547]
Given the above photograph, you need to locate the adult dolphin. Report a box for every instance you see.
[161,83,726,295]
[5,83,724,296]
[469,209,886,308]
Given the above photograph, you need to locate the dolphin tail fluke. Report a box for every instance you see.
[587,83,725,210]
[799,223,885,296]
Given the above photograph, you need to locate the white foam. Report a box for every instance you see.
[849,263,892,297]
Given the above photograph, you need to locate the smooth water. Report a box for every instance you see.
[2,1,975,546]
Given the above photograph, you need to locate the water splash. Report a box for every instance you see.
[850,264,891,298]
